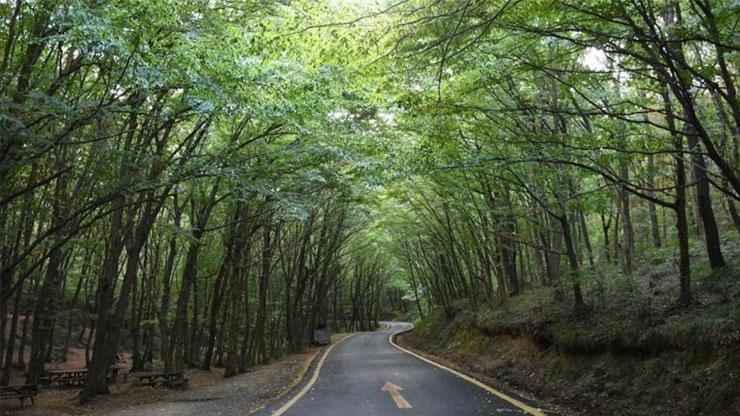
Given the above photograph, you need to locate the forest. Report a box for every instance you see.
[0,0,738,414]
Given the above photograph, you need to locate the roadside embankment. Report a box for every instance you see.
[398,291,739,416]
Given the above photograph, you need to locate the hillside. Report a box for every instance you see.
[400,261,740,416]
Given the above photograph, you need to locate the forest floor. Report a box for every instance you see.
[398,249,740,416]
[1,334,350,416]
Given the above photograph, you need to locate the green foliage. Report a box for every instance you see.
[1,0,738,407]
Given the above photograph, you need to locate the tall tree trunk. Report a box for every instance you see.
[578,210,594,267]
[559,211,584,311]
[686,126,726,269]
[1,280,22,386]
[600,211,611,262]
[188,275,200,367]
[647,154,662,248]
[170,181,221,371]
[26,165,68,384]
[224,237,249,378]
[159,201,181,373]
[172,234,202,371]
[618,185,634,275]
[252,220,274,365]
[130,269,146,372]
[662,85,693,306]
[83,195,160,401]
[201,259,227,371]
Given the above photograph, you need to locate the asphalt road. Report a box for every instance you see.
[253,322,545,416]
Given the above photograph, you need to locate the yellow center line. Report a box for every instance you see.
[270,333,357,416]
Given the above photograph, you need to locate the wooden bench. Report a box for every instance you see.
[0,384,39,407]
[134,371,188,388]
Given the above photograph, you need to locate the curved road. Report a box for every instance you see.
[253,322,545,416]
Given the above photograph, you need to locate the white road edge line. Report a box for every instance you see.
[388,323,547,416]
[270,333,357,416]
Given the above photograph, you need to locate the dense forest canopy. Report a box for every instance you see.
[0,0,737,405]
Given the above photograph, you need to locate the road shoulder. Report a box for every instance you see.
[393,329,565,416]
[249,332,356,416]
[2,349,324,416]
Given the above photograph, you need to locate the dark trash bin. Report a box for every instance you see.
[313,324,331,345]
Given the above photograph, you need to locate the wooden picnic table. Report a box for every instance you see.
[0,384,39,407]
[134,371,187,388]
[40,367,119,388]
[41,369,87,388]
